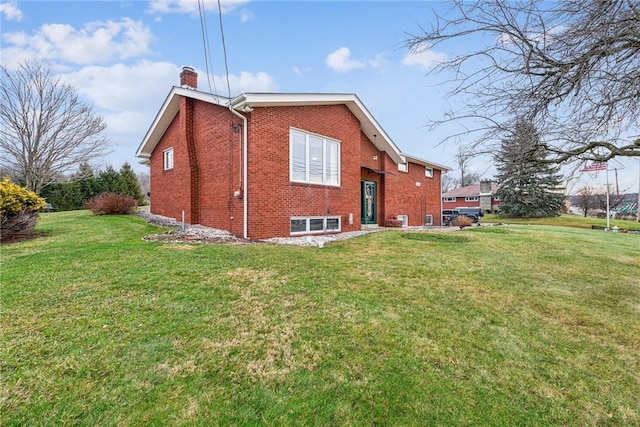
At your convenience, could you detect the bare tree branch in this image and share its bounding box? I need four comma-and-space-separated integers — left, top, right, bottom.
406, 0, 640, 164
0, 61, 109, 194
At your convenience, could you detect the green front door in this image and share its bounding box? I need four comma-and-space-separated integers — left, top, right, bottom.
361, 180, 377, 224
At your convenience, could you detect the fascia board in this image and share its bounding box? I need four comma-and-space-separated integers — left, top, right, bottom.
136, 87, 229, 158
230, 93, 404, 164
401, 153, 452, 172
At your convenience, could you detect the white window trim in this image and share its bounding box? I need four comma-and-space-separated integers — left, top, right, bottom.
163, 148, 174, 170
290, 216, 342, 235
398, 162, 408, 173
443, 197, 456, 202
425, 214, 433, 226
397, 215, 408, 227
425, 167, 433, 178
290, 128, 341, 187
465, 196, 479, 202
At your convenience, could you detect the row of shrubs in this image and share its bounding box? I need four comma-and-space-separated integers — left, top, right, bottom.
1, 177, 138, 242
40, 162, 145, 211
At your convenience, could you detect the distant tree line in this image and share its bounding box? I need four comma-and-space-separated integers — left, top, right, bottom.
40, 163, 146, 211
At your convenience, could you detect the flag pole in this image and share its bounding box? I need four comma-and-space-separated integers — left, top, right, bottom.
606, 162, 610, 230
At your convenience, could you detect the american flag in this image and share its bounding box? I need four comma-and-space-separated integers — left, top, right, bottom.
580, 162, 607, 172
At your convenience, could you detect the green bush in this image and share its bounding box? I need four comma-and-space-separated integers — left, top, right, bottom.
84, 192, 137, 215
41, 163, 146, 211
1, 177, 46, 241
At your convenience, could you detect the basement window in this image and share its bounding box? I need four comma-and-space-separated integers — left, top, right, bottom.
425, 215, 433, 226
397, 215, 408, 227
163, 148, 174, 170
290, 216, 341, 235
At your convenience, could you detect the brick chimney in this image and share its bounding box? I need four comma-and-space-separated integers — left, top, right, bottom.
180, 66, 197, 89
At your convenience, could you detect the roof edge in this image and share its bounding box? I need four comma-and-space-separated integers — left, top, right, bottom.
136, 87, 229, 158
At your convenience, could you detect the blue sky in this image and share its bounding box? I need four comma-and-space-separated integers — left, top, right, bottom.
1, 0, 638, 193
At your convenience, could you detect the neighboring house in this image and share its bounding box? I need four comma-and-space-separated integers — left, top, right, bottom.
442, 181, 501, 213
136, 67, 451, 240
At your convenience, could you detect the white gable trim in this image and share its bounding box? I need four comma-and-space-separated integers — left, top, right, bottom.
230, 93, 405, 164
136, 87, 229, 158
400, 154, 452, 172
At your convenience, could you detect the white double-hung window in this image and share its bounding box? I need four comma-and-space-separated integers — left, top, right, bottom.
290, 128, 340, 186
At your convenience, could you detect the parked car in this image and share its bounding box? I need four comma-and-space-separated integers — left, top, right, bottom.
456, 207, 484, 223
442, 209, 461, 226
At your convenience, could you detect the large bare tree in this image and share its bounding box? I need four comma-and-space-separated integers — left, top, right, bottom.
0, 61, 108, 194
406, 0, 640, 164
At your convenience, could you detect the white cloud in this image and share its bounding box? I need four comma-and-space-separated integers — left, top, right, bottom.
147, 0, 250, 16
0, 18, 153, 69
498, 25, 568, 46
0, 1, 22, 21
239, 8, 253, 22
402, 43, 447, 69
59, 61, 277, 138
368, 52, 387, 69
216, 71, 278, 94
60, 61, 181, 112
326, 47, 366, 73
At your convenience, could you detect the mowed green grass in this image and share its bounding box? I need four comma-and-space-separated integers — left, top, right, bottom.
483, 213, 640, 231
2, 211, 639, 426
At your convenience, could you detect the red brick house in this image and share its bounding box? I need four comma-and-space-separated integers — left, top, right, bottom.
442, 181, 501, 213
137, 67, 450, 239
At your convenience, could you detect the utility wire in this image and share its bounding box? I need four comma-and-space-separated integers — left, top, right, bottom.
197, 0, 218, 99
217, 0, 233, 100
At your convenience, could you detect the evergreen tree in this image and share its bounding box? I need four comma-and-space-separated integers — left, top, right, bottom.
119, 163, 145, 205
494, 122, 565, 218
39, 163, 100, 211
96, 165, 123, 194
75, 162, 100, 203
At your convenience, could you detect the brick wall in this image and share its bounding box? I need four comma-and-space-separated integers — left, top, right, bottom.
245, 104, 363, 240
150, 101, 192, 222
443, 197, 501, 211
384, 160, 443, 226
150, 97, 243, 233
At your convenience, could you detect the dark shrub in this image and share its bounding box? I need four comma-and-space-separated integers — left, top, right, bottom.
85, 192, 137, 215
1, 209, 39, 241
452, 215, 473, 228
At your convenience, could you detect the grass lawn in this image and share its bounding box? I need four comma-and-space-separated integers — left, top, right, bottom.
482, 213, 640, 232
2, 211, 639, 426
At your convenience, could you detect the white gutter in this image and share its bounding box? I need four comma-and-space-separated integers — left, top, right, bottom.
229, 107, 248, 239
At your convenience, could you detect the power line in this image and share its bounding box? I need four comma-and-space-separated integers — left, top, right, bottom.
217, 0, 232, 100
197, 0, 218, 98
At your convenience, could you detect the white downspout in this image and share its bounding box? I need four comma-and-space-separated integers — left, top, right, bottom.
229, 107, 248, 239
